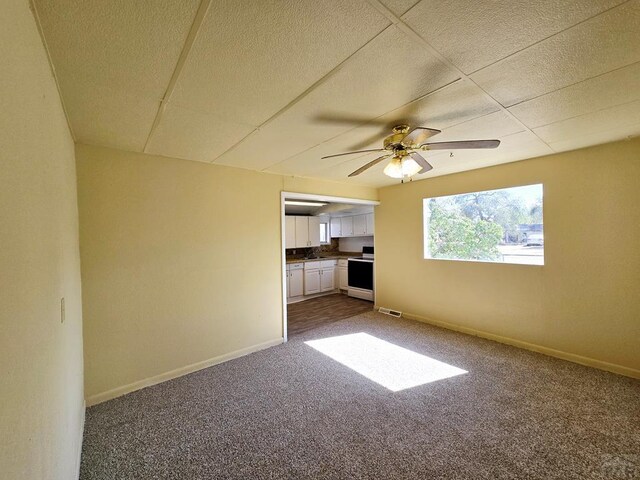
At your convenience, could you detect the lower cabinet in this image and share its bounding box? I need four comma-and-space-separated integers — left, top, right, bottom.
303, 260, 337, 295
320, 266, 335, 291
304, 268, 321, 295
338, 259, 348, 290
287, 263, 304, 298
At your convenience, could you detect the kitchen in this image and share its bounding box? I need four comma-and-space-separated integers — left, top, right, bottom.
283, 198, 376, 336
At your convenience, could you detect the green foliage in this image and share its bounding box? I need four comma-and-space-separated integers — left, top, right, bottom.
428, 199, 503, 261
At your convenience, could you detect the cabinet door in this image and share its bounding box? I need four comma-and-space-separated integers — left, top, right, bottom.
304, 269, 321, 295
330, 217, 342, 237
308, 216, 321, 247
338, 267, 348, 290
285, 216, 296, 249
295, 216, 309, 248
353, 214, 366, 236
320, 267, 335, 292
289, 269, 304, 297
286, 271, 291, 298
365, 213, 374, 235
341, 216, 354, 237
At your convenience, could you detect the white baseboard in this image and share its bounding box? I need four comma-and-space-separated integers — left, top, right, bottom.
402, 311, 640, 380
86, 338, 284, 406
75, 400, 85, 479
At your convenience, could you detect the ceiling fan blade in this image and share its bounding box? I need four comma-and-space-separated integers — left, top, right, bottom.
321, 148, 386, 160
409, 152, 433, 173
421, 139, 500, 150
348, 154, 392, 177
401, 127, 441, 147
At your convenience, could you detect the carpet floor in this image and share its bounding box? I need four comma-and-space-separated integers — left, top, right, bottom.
80, 312, 640, 479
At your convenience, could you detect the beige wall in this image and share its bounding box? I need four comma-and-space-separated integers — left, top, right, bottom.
76, 144, 377, 403
0, 1, 85, 478
376, 138, 640, 376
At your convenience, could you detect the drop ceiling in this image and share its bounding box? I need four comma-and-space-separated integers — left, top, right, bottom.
34, 0, 640, 187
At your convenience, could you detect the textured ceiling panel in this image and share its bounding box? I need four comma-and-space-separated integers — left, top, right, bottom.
170, 0, 390, 127
265, 80, 499, 177
545, 122, 640, 153
145, 105, 254, 163
533, 100, 640, 145
35, 0, 200, 148
35, 0, 640, 186
470, 1, 640, 107
509, 61, 640, 129
403, 0, 624, 74
379, 0, 421, 17
212, 26, 459, 171
63, 87, 161, 152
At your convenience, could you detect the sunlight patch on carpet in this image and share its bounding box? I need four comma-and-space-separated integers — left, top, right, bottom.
305, 332, 467, 391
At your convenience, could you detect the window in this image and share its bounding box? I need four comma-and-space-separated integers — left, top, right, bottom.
423, 184, 543, 265
320, 222, 330, 244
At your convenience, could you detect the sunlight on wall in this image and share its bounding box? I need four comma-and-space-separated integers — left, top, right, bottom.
305, 333, 467, 391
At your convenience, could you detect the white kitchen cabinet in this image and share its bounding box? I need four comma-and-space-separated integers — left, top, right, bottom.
366, 213, 374, 235
285, 216, 296, 249
304, 269, 321, 295
288, 265, 303, 297
338, 259, 348, 290
353, 214, 366, 236
304, 260, 335, 295
287, 216, 321, 248
294, 216, 309, 248
341, 216, 354, 237
330, 217, 342, 238
308, 216, 321, 247
320, 266, 335, 292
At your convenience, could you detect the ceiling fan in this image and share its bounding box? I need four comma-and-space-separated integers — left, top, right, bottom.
321, 125, 500, 179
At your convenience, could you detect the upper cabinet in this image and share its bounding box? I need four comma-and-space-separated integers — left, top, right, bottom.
285, 216, 296, 249
330, 213, 374, 238
353, 214, 366, 236
330, 217, 342, 238
286, 216, 321, 248
341, 216, 354, 237
366, 213, 374, 235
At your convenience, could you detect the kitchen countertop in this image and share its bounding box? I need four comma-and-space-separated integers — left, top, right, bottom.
285, 254, 358, 264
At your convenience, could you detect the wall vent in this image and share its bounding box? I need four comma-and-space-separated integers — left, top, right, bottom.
378, 307, 402, 318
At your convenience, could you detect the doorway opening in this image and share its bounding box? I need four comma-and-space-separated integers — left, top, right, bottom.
280, 192, 379, 340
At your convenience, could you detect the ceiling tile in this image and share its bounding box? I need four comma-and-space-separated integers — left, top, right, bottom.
35, 0, 201, 149
64, 87, 160, 151
170, 0, 390, 127
213, 26, 460, 171
145, 105, 255, 163
546, 122, 640, 153
379, 0, 421, 17
533, 100, 640, 145
403, 0, 625, 74
470, 1, 640, 107
509, 61, 640, 129
36, 0, 200, 95
265, 79, 499, 177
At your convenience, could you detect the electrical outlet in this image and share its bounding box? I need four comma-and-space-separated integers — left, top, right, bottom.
60, 297, 65, 324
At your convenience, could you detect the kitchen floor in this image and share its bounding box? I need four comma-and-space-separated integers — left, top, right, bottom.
287, 293, 373, 336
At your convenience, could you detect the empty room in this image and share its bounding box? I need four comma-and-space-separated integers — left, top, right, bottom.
2, 0, 640, 479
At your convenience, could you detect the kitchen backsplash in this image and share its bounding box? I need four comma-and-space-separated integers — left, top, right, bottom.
285, 238, 339, 259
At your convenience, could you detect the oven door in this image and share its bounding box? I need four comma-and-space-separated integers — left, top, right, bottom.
348, 260, 373, 291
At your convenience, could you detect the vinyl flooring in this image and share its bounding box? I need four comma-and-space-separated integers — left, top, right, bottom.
287, 293, 373, 336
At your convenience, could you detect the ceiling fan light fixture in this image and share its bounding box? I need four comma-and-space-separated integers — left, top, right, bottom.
383, 156, 422, 179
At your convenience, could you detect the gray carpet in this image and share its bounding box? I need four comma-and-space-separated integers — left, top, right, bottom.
80, 312, 640, 479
